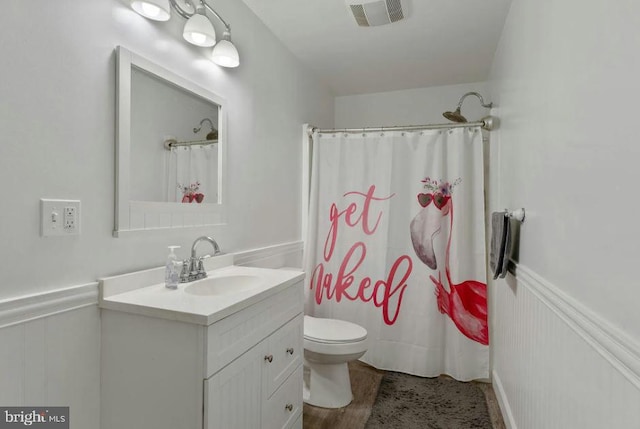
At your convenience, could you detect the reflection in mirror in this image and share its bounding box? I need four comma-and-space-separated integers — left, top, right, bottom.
115, 46, 226, 236
130, 67, 219, 204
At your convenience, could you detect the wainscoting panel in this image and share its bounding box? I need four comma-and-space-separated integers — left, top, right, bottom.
0, 284, 100, 429
0, 324, 24, 405
492, 265, 640, 429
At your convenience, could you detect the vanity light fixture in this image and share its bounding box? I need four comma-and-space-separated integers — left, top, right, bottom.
211, 31, 239, 68
183, 10, 216, 47
130, 0, 240, 67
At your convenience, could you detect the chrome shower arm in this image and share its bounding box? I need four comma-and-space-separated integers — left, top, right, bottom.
193, 118, 215, 134
456, 92, 493, 110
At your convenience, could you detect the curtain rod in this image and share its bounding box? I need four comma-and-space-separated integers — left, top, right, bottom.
163, 138, 218, 150
307, 116, 496, 136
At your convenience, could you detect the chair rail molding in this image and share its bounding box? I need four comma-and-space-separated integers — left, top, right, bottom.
0, 283, 98, 329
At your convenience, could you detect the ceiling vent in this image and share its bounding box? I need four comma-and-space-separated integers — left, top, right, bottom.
346, 0, 405, 27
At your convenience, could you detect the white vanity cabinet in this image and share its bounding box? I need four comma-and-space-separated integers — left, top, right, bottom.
205, 315, 303, 429
100, 273, 304, 429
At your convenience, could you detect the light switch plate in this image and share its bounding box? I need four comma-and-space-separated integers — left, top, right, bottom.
40, 199, 81, 236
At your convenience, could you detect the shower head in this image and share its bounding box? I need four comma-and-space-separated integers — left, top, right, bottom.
442, 108, 467, 123
443, 92, 493, 123
206, 129, 218, 140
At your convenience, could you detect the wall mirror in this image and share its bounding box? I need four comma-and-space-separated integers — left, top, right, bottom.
114, 46, 226, 236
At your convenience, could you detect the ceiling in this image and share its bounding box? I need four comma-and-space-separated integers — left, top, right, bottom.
240, 0, 512, 95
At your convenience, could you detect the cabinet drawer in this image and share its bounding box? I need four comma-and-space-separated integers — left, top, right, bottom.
206, 281, 302, 376
263, 365, 303, 429
263, 314, 303, 397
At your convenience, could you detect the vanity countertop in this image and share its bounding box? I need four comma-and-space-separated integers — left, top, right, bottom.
99, 262, 304, 326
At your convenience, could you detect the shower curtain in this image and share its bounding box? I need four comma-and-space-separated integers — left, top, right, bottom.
303, 127, 489, 380
165, 145, 218, 203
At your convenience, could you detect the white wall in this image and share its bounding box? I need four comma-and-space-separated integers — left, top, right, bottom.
0, 1, 331, 427
0, 0, 333, 300
335, 81, 490, 128
489, 0, 640, 427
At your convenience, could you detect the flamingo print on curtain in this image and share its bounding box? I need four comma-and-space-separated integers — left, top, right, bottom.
303, 126, 489, 380
165, 144, 218, 203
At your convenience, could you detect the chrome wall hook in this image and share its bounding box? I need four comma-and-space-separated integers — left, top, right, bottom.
505, 208, 526, 222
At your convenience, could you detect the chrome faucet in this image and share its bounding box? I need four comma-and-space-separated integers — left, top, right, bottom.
180, 236, 223, 282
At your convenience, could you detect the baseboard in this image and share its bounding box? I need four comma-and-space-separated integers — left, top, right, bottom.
491, 369, 516, 429
514, 264, 640, 389
0, 283, 98, 329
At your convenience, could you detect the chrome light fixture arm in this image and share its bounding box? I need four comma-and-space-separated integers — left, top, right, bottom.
168, 0, 230, 31
203, 2, 231, 32
168, 0, 197, 19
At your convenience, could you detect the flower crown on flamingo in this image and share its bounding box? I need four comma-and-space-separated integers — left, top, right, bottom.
178, 181, 204, 203
417, 177, 461, 209
178, 181, 200, 194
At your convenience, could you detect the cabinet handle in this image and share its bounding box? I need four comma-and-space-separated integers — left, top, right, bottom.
286, 348, 294, 355
285, 404, 293, 412
264, 354, 273, 363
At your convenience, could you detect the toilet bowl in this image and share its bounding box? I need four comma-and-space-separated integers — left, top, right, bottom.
303, 315, 368, 408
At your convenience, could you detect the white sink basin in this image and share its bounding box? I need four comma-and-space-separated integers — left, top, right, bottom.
184, 275, 263, 296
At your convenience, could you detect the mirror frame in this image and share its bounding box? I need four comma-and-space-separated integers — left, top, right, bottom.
114, 46, 227, 236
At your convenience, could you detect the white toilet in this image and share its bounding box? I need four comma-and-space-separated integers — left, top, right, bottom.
303, 315, 368, 408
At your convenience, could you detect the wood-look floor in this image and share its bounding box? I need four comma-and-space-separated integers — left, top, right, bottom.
303, 361, 385, 429
303, 362, 506, 429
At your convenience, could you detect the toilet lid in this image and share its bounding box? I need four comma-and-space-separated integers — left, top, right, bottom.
304, 316, 367, 344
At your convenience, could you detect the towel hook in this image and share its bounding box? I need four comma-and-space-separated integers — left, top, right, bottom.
505, 208, 526, 222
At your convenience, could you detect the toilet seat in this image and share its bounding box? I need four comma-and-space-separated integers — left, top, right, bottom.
304, 315, 367, 344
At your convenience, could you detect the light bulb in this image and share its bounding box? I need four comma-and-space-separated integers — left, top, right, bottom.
130, 0, 171, 21
211, 35, 239, 68
190, 32, 207, 45
183, 14, 216, 47
141, 2, 160, 17
213, 55, 237, 68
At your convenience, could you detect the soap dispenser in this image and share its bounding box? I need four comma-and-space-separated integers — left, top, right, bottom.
165, 245, 181, 289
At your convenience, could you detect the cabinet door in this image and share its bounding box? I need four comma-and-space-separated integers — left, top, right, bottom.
291, 414, 302, 429
263, 314, 303, 397
205, 344, 264, 429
